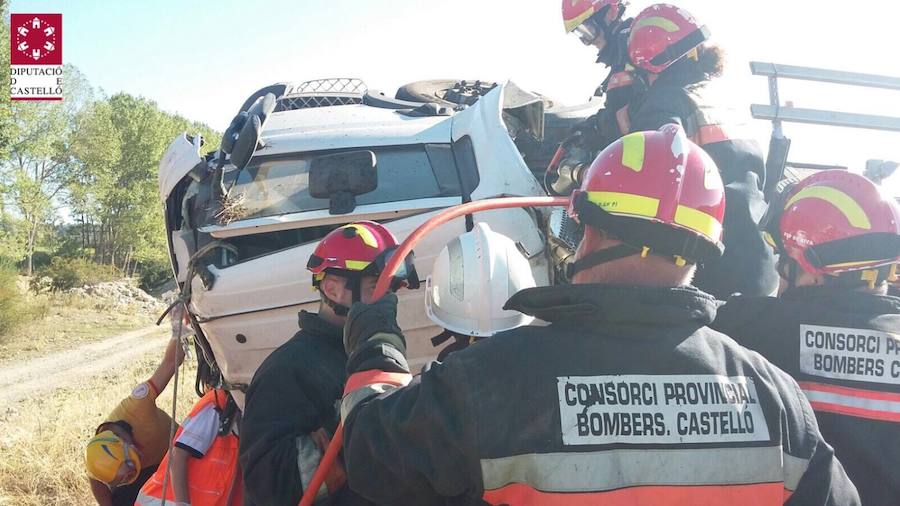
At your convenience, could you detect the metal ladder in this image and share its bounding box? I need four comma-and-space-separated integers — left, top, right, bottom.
749, 62, 900, 191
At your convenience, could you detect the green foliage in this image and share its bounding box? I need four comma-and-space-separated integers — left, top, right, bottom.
0, 4, 14, 161
138, 258, 174, 291
2, 65, 95, 275
36, 257, 122, 291
1, 55, 220, 286
22, 250, 51, 272
0, 261, 45, 338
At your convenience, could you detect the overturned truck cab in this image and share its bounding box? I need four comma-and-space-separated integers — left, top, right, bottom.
158, 79, 600, 407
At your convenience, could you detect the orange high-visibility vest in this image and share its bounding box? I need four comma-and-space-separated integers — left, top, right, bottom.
135, 389, 242, 506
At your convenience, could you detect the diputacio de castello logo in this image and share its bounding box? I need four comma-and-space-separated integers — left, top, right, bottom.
10, 13, 64, 101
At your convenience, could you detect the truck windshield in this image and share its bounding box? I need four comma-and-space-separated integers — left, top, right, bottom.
201, 144, 462, 227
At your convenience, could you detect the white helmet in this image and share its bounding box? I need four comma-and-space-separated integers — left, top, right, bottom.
426, 223, 536, 337
158, 133, 203, 203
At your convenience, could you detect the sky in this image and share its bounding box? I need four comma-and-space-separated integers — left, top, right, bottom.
9, 0, 900, 193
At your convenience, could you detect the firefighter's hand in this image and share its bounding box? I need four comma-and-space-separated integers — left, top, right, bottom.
343, 293, 406, 359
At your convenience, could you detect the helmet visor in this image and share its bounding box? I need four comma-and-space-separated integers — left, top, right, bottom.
107, 443, 139, 488
372, 246, 421, 290
574, 22, 601, 45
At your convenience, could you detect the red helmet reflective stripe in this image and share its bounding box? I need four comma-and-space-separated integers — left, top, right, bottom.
774, 170, 900, 275
628, 3, 709, 74
562, 0, 624, 33
568, 124, 725, 264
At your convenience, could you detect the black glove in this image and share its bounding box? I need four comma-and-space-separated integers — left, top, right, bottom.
343, 294, 407, 370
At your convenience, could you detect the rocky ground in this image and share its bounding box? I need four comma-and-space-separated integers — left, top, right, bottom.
65, 280, 164, 313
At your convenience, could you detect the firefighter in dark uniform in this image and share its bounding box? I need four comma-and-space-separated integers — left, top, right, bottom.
713, 170, 900, 506
555, 3, 778, 299
238, 222, 417, 505
337, 125, 859, 505
561, 0, 634, 112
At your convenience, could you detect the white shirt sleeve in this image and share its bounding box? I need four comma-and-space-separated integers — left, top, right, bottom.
175, 403, 219, 457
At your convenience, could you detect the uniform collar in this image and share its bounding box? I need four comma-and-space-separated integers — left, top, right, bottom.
297, 310, 344, 341
781, 285, 900, 314
505, 284, 717, 327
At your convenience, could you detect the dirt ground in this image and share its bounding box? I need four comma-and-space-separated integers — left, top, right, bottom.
0, 325, 168, 405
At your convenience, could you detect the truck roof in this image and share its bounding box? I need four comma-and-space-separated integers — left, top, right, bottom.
260, 103, 452, 156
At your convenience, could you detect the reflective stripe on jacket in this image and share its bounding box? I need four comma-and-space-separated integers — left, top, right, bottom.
136, 389, 242, 506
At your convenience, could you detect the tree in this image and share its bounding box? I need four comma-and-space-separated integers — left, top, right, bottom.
67, 92, 220, 281
2, 66, 93, 274
0, 2, 14, 161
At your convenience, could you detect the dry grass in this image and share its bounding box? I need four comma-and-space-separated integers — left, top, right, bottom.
0, 351, 199, 505
0, 294, 157, 365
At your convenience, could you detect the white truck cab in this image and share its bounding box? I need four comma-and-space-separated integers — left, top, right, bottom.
160, 78, 599, 406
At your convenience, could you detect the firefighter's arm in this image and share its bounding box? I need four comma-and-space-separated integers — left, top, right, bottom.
171, 446, 191, 503
783, 380, 860, 506
341, 294, 480, 505
88, 478, 114, 506
239, 359, 323, 505
148, 337, 185, 396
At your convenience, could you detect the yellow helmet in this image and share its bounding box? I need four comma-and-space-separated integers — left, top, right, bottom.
85, 430, 142, 486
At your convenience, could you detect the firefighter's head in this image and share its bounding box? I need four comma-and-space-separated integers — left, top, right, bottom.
85, 421, 142, 488
307, 221, 419, 323
627, 3, 709, 74
567, 124, 725, 287
562, 0, 627, 51
760, 170, 900, 293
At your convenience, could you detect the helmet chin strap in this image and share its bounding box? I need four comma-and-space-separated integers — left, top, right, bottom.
321, 292, 350, 317
776, 257, 800, 290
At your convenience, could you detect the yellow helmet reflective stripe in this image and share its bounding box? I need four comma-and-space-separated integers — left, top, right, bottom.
620, 132, 646, 172
586, 191, 660, 218
674, 205, 722, 241
631, 15, 680, 33
564, 8, 595, 33
785, 186, 872, 230
584, 191, 720, 241
344, 260, 372, 271
339, 223, 379, 248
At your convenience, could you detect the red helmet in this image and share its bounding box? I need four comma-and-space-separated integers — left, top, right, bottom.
562, 0, 626, 42
627, 3, 709, 74
307, 221, 419, 291
568, 123, 725, 272
765, 170, 900, 276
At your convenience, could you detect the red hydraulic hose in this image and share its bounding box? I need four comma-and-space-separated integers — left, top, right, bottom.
298, 196, 569, 506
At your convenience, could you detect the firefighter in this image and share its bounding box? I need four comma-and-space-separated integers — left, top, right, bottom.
712, 170, 900, 506
425, 222, 536, 361
337, 125, 859, 505
238, 221, 418, 505
135, 388, 242, 506
85, 306, 188, 506
556, 3, 778, 299
561, 0, 634, 111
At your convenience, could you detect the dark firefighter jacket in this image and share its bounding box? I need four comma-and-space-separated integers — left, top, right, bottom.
577, 75, 778, 299
239, 311, 372, 506
713, 286, 900, 506
341, 284, 859, 506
